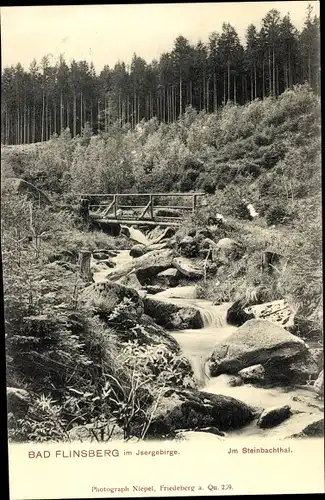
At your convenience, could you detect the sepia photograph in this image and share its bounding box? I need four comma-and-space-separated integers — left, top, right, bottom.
1, 1, 323, 498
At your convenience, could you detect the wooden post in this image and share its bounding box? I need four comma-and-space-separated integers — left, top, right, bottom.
149, 194, 154, 219
113, 195, 117, 218
192, 194, 197, 214
79, 198, 90, 224
79, 250, 92, 281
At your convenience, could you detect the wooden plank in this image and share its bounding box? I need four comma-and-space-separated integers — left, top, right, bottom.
91, 217, 181, 227
77, 192, 205, 197
91, 204, 193, 210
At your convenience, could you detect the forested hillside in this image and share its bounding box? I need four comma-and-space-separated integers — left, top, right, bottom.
2, 83, 321, 318
1, 5, 322, 444
1, 6, 319, 145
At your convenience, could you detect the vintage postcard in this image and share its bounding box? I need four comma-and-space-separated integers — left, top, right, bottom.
1, 2, 323, 498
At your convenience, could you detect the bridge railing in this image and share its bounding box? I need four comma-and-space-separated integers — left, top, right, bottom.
77, 192, 205, 223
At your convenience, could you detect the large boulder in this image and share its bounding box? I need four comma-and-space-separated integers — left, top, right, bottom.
248, 299, 295, 329
283, 415, 324, 439
257, 405, 292, 429
286, 352, 319, 385
173, 257, 203, 279
209, 319, 308, 381
155, 268, 180, 287
143, 297, 203, 330
81, 280, 143, 317
106, 248, 175, 283
7, 387, 30, 418
146, 388, 256, 437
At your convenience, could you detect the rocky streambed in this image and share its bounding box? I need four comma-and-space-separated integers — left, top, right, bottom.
87, 225, 324, 442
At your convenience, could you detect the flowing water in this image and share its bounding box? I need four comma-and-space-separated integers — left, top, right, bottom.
92, 243, 324, 439
167, 297, 324, 438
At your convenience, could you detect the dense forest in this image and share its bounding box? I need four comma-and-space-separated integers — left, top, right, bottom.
1, 6, 320, 145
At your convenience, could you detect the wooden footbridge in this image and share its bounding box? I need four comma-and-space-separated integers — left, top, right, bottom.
78, 192, 205, 227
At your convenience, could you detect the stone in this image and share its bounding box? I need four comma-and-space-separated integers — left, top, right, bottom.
298, 418, 324, 437
147, 226, 176, 245
146, 388, 255, 437
116, 273, 143, 291
7, 387, 30, 418
215, 237, 243, 263
239, 364, 265, 383
314, 371, 324, 396
228, 376, 244, 387
172, 257, 203, 279
209, 319, 308, 377
143, 297, 203, 330
286, 352, 319, 385
309, 348, 323, 372
257, 405, 292, 429
282, 414, 324, 440
129, 244, 147, 258
248, 299, 295, 329
156, 268, 180, 287
107, 248, 175, 283
178, 236, 199, 258
81, 280, 143, 318
143, 285, 166, 295
226, 299, 255, 326
93, 251, 111, 260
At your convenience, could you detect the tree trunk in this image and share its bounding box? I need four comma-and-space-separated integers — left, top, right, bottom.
45, 94, 48, 140
54, 101, 57, 135
23, 101, 27, 144
206, 78, 209, 111
233, 73, 237, 104
41, 90, 45, 142
67, 100, 70, 130
262, 61, 265, 99
73, 92, 76, 137
179, 75, 182, 117
60, 92, 63, 132
33, 100, 36, 142
250, 69, 254, 101
272, 44, 276, 97
79, 250, 92, 282
223, 72, 226, 105
80, 92, 83, 133
27, 106, 30, 143
289, 46, 293, 87
254, 64, 257, 98
227, 60, 230, 103
97, 100, 100, 133
268, 46, 272, 96
213, 73, 217, 111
